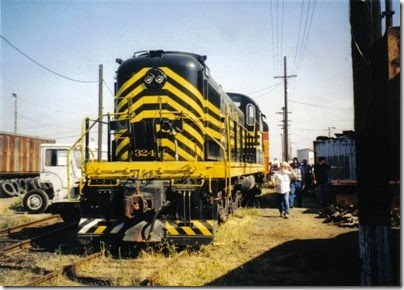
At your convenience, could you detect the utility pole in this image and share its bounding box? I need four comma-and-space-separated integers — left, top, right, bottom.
328, 126, 336, 138
274, 56, 296, 162
350, 0, 397, 285
277, 107, 291, 161
12, 93, 17, 134
382, 0, 394, 32
98, 64, 103, 162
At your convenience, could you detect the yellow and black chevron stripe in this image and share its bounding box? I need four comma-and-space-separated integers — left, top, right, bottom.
165, 220, 215, 237
114, 66, 224, 162
77, 218, 215, 240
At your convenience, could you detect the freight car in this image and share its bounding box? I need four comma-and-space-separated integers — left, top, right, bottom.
0, 132, 55, 197
73, 50, 269, 245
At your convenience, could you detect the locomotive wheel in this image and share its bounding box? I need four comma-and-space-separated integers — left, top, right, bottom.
23, 189, 49, 214
218, 197, 230, 223
231, 190, 242, 213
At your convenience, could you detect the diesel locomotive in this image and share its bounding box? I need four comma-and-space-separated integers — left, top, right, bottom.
74, 50, 269, 245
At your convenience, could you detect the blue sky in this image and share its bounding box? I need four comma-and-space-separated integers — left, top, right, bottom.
0, 0, 401, 160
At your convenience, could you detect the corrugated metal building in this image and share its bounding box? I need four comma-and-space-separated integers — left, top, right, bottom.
0, 132, 55, 177
313, 131, 356, 180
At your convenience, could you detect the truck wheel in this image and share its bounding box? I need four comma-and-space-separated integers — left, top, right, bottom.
29, 177, 42, 190
18, 178, 29, 194
23, 189, 49, 213
0, 180, 18, 197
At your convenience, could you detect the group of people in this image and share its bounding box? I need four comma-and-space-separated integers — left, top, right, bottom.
270, 157, 331, 219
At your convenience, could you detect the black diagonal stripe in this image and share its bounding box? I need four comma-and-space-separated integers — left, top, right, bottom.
200, 220, 214, 230
166, 76, 204, 110
116, 142, 131, 161
116, 78, 144, 100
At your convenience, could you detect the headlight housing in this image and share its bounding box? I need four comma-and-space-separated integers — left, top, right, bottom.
144, 68, 166, 89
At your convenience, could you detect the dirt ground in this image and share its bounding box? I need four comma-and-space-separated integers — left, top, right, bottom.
0, 190, 401, 286
202, 189, 401, 286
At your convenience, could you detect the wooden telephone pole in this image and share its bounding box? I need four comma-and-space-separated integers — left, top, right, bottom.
274, 56, 296, 162
98, 64, 103, 162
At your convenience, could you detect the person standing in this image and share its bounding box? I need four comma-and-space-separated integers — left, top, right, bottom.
313, 157, 331, 207
289, 157, 303, 208
300, 159, 313, 198
270, 161, 297, 219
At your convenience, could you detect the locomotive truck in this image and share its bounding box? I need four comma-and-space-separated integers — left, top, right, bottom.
72, 50, 270, 245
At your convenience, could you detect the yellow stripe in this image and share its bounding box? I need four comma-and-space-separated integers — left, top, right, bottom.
162, 67, 222, 121
161, 67, 204, 106
116, 138, 130, 154
161, 139, 203, 161
163, 82, 204, 118
117, 84, 146, 112
116, 67, 151, 98
181, 227, 196, 235
165, 221, 179, 235
205, 220, 214, 226
94, 226, 107, 234
192, 220, 212, 236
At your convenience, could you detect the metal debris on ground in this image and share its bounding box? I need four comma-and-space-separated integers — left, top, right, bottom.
317, 204, 400, 228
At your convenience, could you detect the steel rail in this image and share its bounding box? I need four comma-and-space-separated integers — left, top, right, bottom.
139, 250, 188, 286
25, 252, 103, 286
0, 214, 62, 237
0, 221, 76, 258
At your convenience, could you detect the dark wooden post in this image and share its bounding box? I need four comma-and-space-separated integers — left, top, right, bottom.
350, 0, 397, 285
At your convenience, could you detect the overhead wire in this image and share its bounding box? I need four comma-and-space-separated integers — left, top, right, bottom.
295, 0, 317, 75
0, 35, 98, 83
17, 95, 77, 114
291, 0, 306, 74
103, 80, 115, 97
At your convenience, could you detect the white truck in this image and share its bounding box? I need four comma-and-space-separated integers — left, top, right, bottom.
22, 143, 82, 218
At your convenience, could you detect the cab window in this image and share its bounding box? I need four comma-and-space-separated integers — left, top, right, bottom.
45, 149, 67, 166
246, 104, 255, 126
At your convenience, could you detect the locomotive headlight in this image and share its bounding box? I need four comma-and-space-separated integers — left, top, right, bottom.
144, 68, 166, 89
155, 74, 165, 84
144, 73, 155, 85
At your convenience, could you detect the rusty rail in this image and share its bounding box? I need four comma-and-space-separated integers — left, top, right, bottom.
0, 221, 76, 258
25, 252, 104, 286
0, 214, 63, 237
139, 250, 188, 286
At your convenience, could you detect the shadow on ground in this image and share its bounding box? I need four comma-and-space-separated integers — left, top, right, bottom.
205, 229, 401, 286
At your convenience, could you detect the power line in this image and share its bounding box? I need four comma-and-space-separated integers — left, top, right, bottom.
103, 80, 114, 97
251, 82, 283, 99
18, 114, 80, 129
0, 35, 98, 83
294, 0, 317, 75
289, 99, 353, 110
247, 82, 283, 95
17, 95, 77, 114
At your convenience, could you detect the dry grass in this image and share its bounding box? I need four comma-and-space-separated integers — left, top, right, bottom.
154, 207, 264, 286
45, 207, 264, 286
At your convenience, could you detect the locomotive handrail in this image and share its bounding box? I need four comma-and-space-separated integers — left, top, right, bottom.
175, 111, 228, 184
67, 112, 129, 198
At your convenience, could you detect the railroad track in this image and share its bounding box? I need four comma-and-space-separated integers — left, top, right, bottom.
0, 214, 85, 286
21, 245, 190, 286
25, 251, 105, 286
1, 215, 191, 286
0, 214, 63, 237
0, 214, 77, 258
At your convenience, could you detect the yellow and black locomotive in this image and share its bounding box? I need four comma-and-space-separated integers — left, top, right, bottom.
77, 50, 269, 245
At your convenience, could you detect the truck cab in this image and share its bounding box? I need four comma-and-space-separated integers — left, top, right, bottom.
23, 144, 81, 217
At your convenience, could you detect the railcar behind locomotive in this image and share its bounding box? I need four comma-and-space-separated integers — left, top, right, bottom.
74, 50, 269, 245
